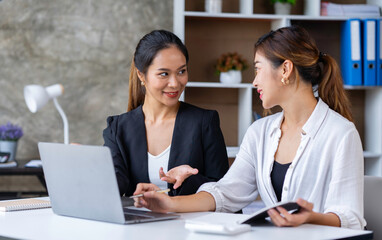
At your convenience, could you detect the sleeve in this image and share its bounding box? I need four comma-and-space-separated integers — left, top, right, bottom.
197, 127, 259, 213
324, 127, 366, 229
103, 116, 130, 196
175, 110, 229, 196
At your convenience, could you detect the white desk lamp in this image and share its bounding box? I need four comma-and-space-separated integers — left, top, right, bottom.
24, 84, 69, 144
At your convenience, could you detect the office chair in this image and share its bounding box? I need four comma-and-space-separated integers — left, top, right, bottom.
364, 175, 382, 240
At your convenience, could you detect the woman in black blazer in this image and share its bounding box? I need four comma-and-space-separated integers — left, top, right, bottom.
103, 30, 228, 197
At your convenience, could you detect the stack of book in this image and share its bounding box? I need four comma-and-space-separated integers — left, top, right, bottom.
321, 2, 380, 17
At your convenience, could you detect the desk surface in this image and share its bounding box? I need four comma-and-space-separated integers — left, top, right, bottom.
0, 205, 372, 240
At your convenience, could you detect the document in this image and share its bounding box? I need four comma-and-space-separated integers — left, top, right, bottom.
0, 198, 51, 212
341, 19, 363, 86
377, 19, 382, 86
362, 19, 377, 86
239, 201, 300, 225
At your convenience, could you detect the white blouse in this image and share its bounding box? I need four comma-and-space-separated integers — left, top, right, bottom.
148, 145, 170, 190
198, 99, 366, 229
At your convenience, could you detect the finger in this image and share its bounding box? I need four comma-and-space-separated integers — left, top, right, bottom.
133, 183, 145, 195
173, 177, 185, 189
134, 197, 146, 208
159, 167, 166, 178
160, 176, 176, 184
276, 207, 294, 222
268, 208, 290, 227
134, 183, 160, 196
296, 198, 313, 211
187, 168, 198, 175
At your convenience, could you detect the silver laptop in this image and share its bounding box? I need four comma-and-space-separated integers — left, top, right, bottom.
38, 142, 179, 224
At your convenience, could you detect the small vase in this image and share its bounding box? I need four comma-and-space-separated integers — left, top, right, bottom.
274, 2, 292, 15
219, 70, 242, 84
0, 140, 18, 162
205, 0, 222, 14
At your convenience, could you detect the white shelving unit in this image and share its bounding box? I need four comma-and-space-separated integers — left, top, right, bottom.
174, 0, 382, 175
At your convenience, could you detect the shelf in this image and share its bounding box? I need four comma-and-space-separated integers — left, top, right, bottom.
226, 146, 240, 158
364, 151, 381, 159
344, 85, 382, 90
185, 12, 381, 21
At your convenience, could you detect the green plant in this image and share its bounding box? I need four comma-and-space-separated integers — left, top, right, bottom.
271, 0, 296, 5
215, 52, 248, 75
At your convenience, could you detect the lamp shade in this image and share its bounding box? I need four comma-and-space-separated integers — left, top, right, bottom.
24, 84, 63, 113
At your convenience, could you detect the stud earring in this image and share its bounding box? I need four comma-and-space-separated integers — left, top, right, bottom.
141, 81, 145, 86
281, 78, 289, 85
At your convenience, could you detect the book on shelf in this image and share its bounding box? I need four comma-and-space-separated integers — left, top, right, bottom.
0, 161, 17, 168
0, 199, 51, 212
321, 2, 380, 17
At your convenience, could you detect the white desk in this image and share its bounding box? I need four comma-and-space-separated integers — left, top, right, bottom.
0, 207, 372, 240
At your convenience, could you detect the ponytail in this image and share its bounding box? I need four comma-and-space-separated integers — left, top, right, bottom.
127, 60, 145, 112
318, 55, 353, 122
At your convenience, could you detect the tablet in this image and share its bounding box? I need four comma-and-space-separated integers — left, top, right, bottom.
239, 201, 300, 226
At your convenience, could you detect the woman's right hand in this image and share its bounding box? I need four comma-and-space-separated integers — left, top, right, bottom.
133, 183, 174, 213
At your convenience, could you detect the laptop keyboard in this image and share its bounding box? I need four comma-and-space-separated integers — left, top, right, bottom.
123, 208, 156, 219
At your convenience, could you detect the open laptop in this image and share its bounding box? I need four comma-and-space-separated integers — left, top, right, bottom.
38, 142, 179, 224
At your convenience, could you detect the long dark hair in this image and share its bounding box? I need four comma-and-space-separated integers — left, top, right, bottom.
128, 30, 189, 111
254, 25, 352, 121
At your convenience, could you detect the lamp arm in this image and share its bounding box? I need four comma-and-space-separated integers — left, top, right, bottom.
53, 98, 69, 144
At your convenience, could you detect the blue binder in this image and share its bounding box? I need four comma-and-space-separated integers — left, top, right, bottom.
362, 19, 377, 86
341, 19, 362, 86
377, 19, 382, 86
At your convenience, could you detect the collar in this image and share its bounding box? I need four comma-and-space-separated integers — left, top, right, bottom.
269, 98, 329, 139
301, 98, 329, 139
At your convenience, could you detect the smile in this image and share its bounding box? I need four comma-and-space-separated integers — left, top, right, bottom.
164, 91, 179, 98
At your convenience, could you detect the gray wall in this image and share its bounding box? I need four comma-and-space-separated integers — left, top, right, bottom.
0, 0, 173, 159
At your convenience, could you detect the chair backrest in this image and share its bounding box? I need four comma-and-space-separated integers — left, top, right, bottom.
364, 175, 382, 239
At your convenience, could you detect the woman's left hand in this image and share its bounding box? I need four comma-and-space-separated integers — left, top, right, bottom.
267, 198, 314, 227
159, 165, 198, 189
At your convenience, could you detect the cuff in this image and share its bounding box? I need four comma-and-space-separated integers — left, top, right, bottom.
197, 182, 223, 212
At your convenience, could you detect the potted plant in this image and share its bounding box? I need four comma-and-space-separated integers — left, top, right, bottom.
271, 0, 296, 15
0, 122, 23, 162
215, 52, 248, 84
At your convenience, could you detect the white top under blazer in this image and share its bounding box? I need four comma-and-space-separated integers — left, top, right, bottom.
198, 98, 365, 229
148, 145, 170, 190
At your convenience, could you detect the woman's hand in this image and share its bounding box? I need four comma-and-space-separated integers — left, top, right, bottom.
133, 183, 174, 213
159, 165, 199, 189
267, 198, 314, 227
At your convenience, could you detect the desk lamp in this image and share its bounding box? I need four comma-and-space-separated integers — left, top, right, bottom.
24, 84, 69, 144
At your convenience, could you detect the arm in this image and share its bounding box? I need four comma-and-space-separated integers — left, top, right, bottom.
133, 183, 216, 213
103, 116, 130, 196
323, 127, 365, 229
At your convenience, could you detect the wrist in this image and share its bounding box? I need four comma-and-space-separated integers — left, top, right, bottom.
169, 196, 180, 212
307, 211, 318, 224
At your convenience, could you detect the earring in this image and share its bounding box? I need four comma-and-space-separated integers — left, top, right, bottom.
281, 78, 289, 85
140, 81, 145, 86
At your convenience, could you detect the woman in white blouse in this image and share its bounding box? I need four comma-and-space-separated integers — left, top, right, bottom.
132, 26, 365, 229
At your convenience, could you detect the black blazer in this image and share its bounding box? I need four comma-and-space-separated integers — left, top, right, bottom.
103, 102, 229, 197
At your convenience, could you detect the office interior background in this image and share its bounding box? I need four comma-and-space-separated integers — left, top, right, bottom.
0, 0, 381, 194
0, 0, 173, 193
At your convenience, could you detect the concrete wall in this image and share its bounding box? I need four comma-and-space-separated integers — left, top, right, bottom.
0, 0, 173, 159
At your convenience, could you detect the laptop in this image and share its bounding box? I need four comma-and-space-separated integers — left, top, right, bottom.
38, 142, 179, 224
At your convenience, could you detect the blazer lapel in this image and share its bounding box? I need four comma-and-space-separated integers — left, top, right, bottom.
168, 102, 192, 170
132, 106, 150, 182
